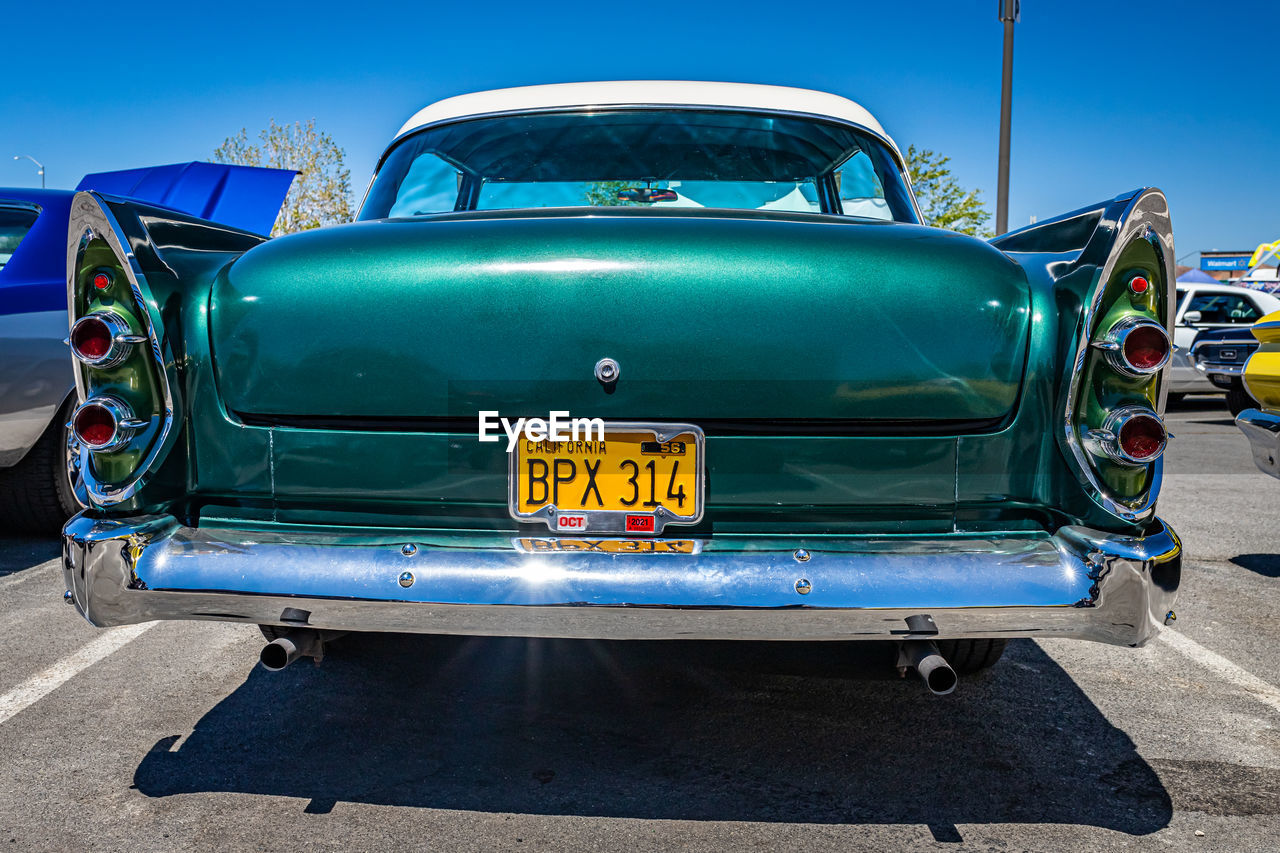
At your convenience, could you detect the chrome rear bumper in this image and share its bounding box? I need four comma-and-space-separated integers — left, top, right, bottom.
1237, 408, 1280, 479
62, 515, 1182, 647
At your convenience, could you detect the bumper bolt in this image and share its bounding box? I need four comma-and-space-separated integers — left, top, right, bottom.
795, 578, 812, 595
63, 590, 74, 604
1164, 610, 1177, 625
400, 543, 417, 557
793, 549, 811, 563
398, 571, 415, 588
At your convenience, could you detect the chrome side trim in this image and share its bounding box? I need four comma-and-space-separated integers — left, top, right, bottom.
1061, 188, 1174, 522
62, 514, 1181, 647
66, 192, 179, 505
1236, 408, 1280, 479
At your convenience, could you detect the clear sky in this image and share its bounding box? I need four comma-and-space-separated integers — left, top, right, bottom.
2, 0, 1273, 261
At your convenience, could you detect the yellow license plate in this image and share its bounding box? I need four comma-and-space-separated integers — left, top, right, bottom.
509, 422, 704, 535
513, 538, 702, 554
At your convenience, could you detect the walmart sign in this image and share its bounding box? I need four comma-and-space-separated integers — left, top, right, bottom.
1201, 255, 1252, 271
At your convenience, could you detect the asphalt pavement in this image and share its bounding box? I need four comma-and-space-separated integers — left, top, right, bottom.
1, 395, 1277, 852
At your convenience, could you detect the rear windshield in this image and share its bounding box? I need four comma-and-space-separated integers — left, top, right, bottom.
0, 207, 39, 271
360, 109, 918, 222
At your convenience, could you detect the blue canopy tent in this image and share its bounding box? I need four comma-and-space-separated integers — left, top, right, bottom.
1176, 268, 1218, 284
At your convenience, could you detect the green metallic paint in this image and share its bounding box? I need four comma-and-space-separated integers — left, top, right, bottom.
209, 215, 1032, 423
81, 191, 1171, 538
990, 188, 1174, 525
260, 429, 960, 531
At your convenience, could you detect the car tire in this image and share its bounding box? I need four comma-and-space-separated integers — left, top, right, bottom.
936, 638, 1007, 673
0, 398, 83, 534
1225, 382, 1257, 417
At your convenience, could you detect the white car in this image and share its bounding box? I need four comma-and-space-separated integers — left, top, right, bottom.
1169, 282, 1280, 398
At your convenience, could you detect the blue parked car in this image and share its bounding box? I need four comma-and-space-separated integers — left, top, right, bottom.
0, 163, 294, 532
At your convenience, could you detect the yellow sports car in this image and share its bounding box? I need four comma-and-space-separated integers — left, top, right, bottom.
1237, 310, 1280, 478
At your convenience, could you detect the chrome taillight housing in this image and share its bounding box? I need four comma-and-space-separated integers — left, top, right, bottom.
1086, 406, 1167, 466
69, 311, 146, 368
1094, 317, 1171, 377
70, 397, 147, 452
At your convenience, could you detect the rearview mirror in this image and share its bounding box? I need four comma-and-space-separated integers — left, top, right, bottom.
1182, 310, 1202, 325
617, 187, 679, 204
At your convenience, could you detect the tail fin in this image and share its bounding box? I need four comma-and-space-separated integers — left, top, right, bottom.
995, 188, 1175, 523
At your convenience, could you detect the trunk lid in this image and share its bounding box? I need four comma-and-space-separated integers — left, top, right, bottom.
210, 213, 1030, 427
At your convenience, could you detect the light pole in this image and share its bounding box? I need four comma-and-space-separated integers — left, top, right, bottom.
995, 0, 1019, 235
13, 154, 45, 188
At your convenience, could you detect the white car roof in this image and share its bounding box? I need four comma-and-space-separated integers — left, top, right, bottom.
394, 81, 899, 156
1179, 282, 1280, 308
1180, 281, 1279, 296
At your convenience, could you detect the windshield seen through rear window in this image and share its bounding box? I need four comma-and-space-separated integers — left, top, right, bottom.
359, 109, 917, 222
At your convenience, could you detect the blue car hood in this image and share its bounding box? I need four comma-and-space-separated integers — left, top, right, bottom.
76, 162, 295, 237
2, 162, 294, 315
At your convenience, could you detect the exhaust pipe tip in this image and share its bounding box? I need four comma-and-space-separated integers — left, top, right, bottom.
898, 639, 958, 696
260, 636, 302, 671
258, 628, 346, 671
917, 655, 958, 696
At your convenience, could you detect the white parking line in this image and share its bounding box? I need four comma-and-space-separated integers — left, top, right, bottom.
1160, 627, 1280, 715
0, 622, 156, 725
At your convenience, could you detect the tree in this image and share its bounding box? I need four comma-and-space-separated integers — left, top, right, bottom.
905, 145, 991, 237
213, 119, 352, 236
584, 180, 642, 207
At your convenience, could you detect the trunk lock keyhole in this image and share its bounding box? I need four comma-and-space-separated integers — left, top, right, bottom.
595, 357, 620, 393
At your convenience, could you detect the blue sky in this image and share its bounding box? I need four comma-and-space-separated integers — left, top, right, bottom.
2, 0, 1273, 261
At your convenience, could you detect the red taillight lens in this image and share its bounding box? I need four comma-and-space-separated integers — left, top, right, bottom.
70, 397, 140, 453
1129, 275, 1149, 295
92, 271, 112, 290
1100, 319, 1170, 376
1088, 406, 1167, 466
1118, 413, 1166, 462
1122, 324, 1170, 372
72, 403, 118, 449
69, 311, 137, 367
70, 316, 113, 361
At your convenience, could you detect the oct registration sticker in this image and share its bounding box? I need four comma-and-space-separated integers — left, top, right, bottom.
509, 422, 705, 535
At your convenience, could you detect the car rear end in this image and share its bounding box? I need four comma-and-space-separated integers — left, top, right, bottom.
1192, 329, 1259, 383
60, 94, 1182, 672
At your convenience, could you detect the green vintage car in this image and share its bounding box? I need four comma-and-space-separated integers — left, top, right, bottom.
61, 82, 1181, 693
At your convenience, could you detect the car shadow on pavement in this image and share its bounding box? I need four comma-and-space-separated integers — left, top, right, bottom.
0, 534, 60, 578
1230, 554, 1280, 578
1167, 395, 1228, 414
133, 635, 1171, 835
